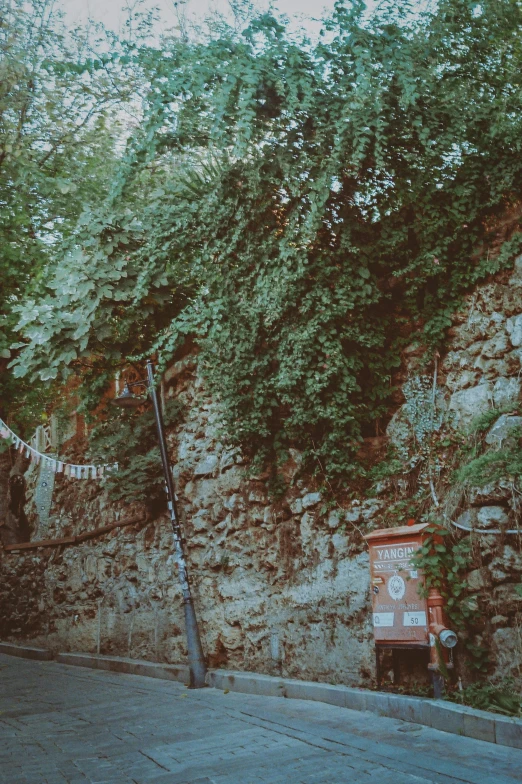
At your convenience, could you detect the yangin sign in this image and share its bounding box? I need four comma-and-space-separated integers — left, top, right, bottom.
364, 523, 431, 644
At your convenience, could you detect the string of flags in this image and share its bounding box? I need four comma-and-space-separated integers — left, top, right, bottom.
0, 418, 118, 479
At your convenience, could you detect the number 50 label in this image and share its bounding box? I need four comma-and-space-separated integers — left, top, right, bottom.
403, 612, 427, 626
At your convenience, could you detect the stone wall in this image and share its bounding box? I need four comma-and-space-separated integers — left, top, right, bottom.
0, 365, 378, 686
443, 261, 522, 684
1, 260, 522, 690
387, 257, 522, 686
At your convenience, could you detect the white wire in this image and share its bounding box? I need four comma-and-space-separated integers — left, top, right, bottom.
450, 519, 521, 535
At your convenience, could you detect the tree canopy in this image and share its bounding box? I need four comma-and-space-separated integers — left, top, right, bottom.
7, 0, 522, 480
0, 0, 148, 429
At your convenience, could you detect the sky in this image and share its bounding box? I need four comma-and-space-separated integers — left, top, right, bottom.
60, 0, 343, 34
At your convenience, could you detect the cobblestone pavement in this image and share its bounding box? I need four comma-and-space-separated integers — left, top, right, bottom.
0, 654, 521, 784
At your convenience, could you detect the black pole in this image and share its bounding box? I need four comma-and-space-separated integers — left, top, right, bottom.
146, 360, 207, 688
431, 671, 445, 700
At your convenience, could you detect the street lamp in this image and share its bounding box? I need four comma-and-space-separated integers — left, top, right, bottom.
114, 359, 207, 688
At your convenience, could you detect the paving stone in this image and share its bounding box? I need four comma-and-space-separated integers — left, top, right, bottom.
0, 654, 521, 784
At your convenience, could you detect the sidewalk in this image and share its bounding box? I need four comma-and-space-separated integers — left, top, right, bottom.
2, 642, 521, 752
2, 652, 522, 784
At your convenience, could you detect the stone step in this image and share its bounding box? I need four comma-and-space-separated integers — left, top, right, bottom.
0, 641, 53, 661
56, 651, 190, 684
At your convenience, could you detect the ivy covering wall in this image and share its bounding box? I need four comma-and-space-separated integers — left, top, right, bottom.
10, 0, 522, 481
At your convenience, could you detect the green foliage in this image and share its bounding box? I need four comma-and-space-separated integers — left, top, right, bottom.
412, 525, 490, 673
456, 443, 522, 487
10, 0, 522, 481
367, 456, 404, 484
403, 376, 443, 447
0, 0, 150, 426
86, 399, 184, 515
468, 409, 507, 436
465, 403, 521, 439
449, 681, 522, 717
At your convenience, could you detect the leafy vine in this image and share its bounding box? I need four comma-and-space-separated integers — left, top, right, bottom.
412, 525, 490, 674
9, 0, 522, 484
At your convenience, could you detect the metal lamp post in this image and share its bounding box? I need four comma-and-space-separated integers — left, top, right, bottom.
114, 359, 207, 688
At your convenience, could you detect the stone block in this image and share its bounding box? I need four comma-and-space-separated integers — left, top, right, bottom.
360, 500, 382, 520
363, 691, 390, 716
449, 383, 492, 430
56, 653, 190, 684
194, 455, 218, 476
331, 532, 348, 550
386, 405, 410, 452
485, 414, 522, 447
386, 693, 405, 719
345, 507, 362, 524
289, 497, 303, 515
219, 450, 236, 472
219, 466, 243, 492
497, 545, 522, 574
192, 510, 211, 532
429, 700, 465, 736
484, 357, 509, 380
467, 568, 488, 591
481, 332, 509, 359
263, 506, 274, 524
506, 314, 522, 347
455, 509, 476, 531
248, 487, 268, 504
388, 694, 428, 724
492, 376, 521, 410
282, 680, 347, 708
223, 494, 239, 511
463, 706, 496, 743
343, 688, 367, 713
491, 627, 522, 679
468, 481, 511, 505
302, 492, 321, 509
491, 584, 522, 616
212, 670, 285, 697
476, 506, 509, 529
0, 642, 53, 661
490, 614, 508, 626
494, 715, 522, 749
183, 480, 197, 501
300, 512, 314, 548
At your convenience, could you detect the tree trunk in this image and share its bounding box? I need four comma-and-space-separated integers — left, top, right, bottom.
0, 448, 29, 545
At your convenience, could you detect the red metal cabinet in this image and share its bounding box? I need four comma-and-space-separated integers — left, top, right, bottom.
364, 523, 430, 645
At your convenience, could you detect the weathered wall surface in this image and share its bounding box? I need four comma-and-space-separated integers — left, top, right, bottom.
442, 261, 522, 682
0, 368, 379, 685
1, 261, 522, 689
388, 258, 522, 685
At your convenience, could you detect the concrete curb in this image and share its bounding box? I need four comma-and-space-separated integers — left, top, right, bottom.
0, 642, 53, 661
1, 645, 520, 750
207, 670, 522, 749
56, 652, 190, 684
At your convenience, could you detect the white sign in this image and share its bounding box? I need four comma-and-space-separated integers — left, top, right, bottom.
387, 575, 406, 601
403, 612, 427, 627
373, 613, 394, 627
372, 542, 419, 572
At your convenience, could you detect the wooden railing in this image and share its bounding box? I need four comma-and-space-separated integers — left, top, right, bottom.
2, 513, 148, 553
